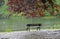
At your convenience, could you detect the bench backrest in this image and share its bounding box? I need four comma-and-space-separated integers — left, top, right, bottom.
26, 24, 42, 26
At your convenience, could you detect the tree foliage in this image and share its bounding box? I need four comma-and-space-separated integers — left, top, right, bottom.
7, 0, 60, 18
0, 0, 5, 7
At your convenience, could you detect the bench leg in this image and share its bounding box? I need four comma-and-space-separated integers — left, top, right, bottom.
37, 27, 40, 31
26, 27, 30, 31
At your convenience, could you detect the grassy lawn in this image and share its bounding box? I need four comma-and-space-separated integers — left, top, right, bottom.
0, 17, 60, 32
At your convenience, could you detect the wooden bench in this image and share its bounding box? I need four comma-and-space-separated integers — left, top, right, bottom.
26, 24, 42, 31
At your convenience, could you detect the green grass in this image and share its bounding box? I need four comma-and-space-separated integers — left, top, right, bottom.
0, 17, 60, 32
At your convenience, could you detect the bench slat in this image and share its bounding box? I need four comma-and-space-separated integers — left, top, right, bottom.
26, 24, 41, 26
